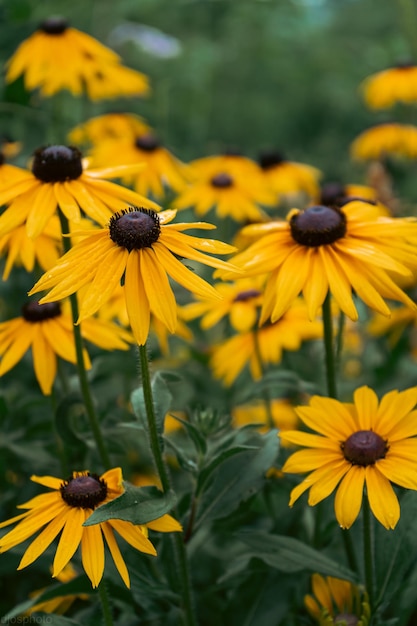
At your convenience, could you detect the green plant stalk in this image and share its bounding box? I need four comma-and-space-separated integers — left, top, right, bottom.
58, 210, 111, 470
363, 493, 374, 610
98, 581, 115, 626
138, 343, 197, 626
322, 292, 337, 399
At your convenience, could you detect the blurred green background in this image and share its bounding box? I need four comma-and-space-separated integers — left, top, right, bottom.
0, 0, 415, 183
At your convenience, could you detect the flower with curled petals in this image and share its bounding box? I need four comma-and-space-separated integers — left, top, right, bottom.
29, 207, 238, 346
0, 468, 181, 588
305, 573, 370, 626
361, 62, 417, 109
281, 386, 417, 529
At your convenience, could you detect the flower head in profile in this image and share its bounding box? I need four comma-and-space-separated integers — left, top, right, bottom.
0, 144, 159, 239
305, 573, 370, 626
351, 123, 417, 160
89, 131, 191, 199
210, 299, 322, 386
258, 150, 322, 202
29, 207, 238, 346
175, 153, 274, 222
281, 386, 417, 529
0, 300, 133, 395
5, 16, 149, 100
68, 113, 151, 146
0, 468, 181, 588
361, 62, 417, 109
223, 201, 417, 323
319, 182, 391, 217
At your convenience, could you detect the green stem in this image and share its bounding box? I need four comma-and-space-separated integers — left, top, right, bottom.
98, 581, 114, 626
322, 292, 337, 399
138, 343, 197, 626
58, 211, 111, 470
363, 493, 375, 609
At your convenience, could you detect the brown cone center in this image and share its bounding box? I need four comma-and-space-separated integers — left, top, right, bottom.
342, 430, 387, 466
290, 205, 347, 247
32, 145, 83, 182
60, 473, 107, 509
109, 207, 161, 251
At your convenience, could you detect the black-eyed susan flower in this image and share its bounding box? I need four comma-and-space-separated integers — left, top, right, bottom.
361, 62, 417, 109
29, 207, 238, 346
210, 299, 322, 386
68, 113, 151, 146
350, 123, 417, 160
0, 300, 133, 395
5, 17, 149, 100
223, 201, 417, 323
319, 182, 391, 217
0, 468, 181, 588
89, 132, 191, 199
281, 386, 417, 529
258, 150, 322, 202
175, 156, 273, 222
181, 277, 265, 333
305, 573, 370, 626
0, 144, 159, 239
232, 398, 299, 439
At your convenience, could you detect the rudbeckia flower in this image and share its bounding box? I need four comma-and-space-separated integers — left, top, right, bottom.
5, 16, 149, 100
210, 299, 322, 386
29, 207, 238, 346
0, 144, 159, 239
232, 398, 299, 440
0, 468, 181, 588
181, 277, 265, 333
258, 150, 322, 202
223, 201, 417, 323
305, 573, 370, 626
175, 156, 273, 222
68, 113, 150, 146
361, 62, 417, 109
89, 132, 191, 199
350, 123, 417, 160
281, 386, 417, 529
0, 300, 133, 395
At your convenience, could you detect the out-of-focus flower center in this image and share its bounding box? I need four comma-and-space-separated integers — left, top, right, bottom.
32, 145, 83, 182
233, 289, 261, 302
319, 182, 347, 207
290, 205, 347, 247
0, 153, 4, 166
40, 16, 69, 35
259, 150, 286, 170
109, 207, 161, 251
135, 133, 161, 152
22, 301, 61, 322
211, 172, 233, 188
60, 473, 108, 509
333, 614, 359, 626
342, 430, 388, 466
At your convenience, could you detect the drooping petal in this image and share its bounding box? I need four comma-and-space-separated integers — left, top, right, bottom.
52, 507, 85, 577
365, 466, 400, 529
101, 523, 130, 588
18, 508, 69, 569
81, 522, 105, 588
334, 466, 365, 529
124, 250, 150, 345
108, 520, 157, 555
140, 247, 177, 332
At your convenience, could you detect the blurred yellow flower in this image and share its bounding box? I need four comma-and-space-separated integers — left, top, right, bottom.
258, 150, 322, 201
68, 113, 151, 146
361, 62, 417, 109
351, 123, 417, 160
232, 398, 299, 439
305, 573, 370, 625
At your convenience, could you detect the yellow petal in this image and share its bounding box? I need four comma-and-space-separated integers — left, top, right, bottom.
18, 508, 68, 569
32, 327, 57, 395
365, 466, 399, 529
353, 386, 379, 430
101, 523, 130, 588
53, 507, 85, 577
109, 519, 157, 555
125, 251, 150, 345
141, 247, 177, 332
81, 522, 105, 588
334, 466, 365, 529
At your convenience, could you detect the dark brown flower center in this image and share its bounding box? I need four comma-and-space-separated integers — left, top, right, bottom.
109, 207, 161, 251
32, 145, 83, 182
342, 430, 388, 466
289, 205, 347, 247
320, 182, 347, 207
234, 289, 261, 302
135, 133, 160, 152
259, 150, 286, 170
22, 301, 61, 322
333, 614, 359, 626
40, 16, 69, 35
211, 172, 233, 188
60, 473, 108, 509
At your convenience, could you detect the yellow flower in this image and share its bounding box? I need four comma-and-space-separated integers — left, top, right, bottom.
281, 386, 417, 529
0, 144, 159, 239
232, 398, 299, 439
258, 150, 322, 201
224, 201, 417, 323
0, 468, 181, 588
181, 277, 265, 333
368, 306, 417, 356
89, 132, 191, 199
210, 299, 322, 386
0, 300, 133, 395
351, 123, 417, 160
305, 573, 370, 625
5, 16, 149, 100
361, 62, 417, 109
319, 182, 391, 217
29, 207, 238, 346
175, 154, 274, 222
0, 216, 61, 280
68, 113, 150, 146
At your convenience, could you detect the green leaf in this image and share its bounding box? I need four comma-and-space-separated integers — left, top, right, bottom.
54, 392, 89, 451
196, 445, 258, 496
236, 530, 357, 581
84, 484, 177, 526
194, 430, 279, 529
167, 413, 207, 455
